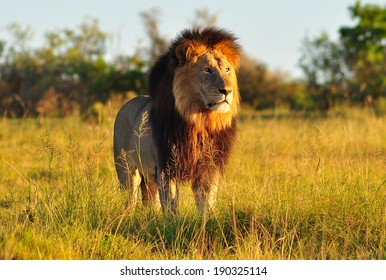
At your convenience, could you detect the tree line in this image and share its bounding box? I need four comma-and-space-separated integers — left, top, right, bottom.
299, 1, 386, 113
0, 1, 385, 118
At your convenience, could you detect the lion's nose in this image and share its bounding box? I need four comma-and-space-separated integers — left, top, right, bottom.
218, 88, 233, 96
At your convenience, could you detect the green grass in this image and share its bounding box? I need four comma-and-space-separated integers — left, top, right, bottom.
0, 108, 385, 259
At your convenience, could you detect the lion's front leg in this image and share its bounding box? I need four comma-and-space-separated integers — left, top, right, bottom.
140, 179, 161, 211
157, 171, 179, 214
192, 171, 220, 214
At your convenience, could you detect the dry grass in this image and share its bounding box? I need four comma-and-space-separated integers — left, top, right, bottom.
0, 108, 385, 259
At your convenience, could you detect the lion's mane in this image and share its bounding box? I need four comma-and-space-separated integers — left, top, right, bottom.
148, 28, 241, 182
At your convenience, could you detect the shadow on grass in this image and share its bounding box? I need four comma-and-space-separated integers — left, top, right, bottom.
108, 207, 270, 259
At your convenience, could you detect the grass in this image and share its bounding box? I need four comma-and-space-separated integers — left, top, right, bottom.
0, 108, 385, 259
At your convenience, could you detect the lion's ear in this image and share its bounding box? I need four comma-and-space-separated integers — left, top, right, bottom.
215, 42, 241, 70
175, 43, 189, 63
175, 42, 205, 63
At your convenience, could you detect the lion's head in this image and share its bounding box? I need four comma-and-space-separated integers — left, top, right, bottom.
149, 28, 241, 132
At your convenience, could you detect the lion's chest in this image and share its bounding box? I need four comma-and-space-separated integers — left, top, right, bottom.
167, 132, 228, 182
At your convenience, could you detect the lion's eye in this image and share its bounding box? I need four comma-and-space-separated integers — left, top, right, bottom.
225, 67, 231, 73
203, 67, 213, 74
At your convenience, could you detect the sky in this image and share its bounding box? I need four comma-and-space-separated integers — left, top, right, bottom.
1, 0, 385, 78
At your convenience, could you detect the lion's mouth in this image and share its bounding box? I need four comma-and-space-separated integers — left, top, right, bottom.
207, 100, 231, 113
208, 100, 228, 108
207, 92, 233, 112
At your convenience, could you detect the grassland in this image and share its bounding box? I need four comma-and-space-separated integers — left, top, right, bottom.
0, 108, 385, 259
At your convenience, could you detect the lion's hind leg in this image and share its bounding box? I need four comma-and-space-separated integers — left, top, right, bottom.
120, 168, 141, 207
115, 151, 141, 207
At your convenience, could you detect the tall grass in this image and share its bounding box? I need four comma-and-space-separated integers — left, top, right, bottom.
0, 109, 385, 259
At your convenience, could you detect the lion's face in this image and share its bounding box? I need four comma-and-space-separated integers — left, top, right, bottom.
195, 51, 236, 113
173, 45, 240, 131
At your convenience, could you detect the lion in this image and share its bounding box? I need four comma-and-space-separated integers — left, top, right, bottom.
114, 28, 241, 214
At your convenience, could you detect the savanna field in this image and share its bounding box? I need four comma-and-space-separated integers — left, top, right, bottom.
0, 107, 385, 260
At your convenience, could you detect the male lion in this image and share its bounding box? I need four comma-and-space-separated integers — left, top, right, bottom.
114, 28, 241, 214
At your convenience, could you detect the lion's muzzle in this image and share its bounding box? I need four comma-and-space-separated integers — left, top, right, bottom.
207, 90, 233, 113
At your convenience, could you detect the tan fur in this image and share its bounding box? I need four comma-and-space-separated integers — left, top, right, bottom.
173, 50, 240, 131
114, 28, 240, 214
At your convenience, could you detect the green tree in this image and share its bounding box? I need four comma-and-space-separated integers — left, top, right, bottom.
1, 19, 112, 116
0, 40, 5, 58
39, 19, 109, 113
339, 1, 386, 105
299, 32, 347, 111
190, 8, 218, 30
0, 23, 36, 117
238, 54, 297, 110
6, 23, 34, 54
140, 8, 168, 63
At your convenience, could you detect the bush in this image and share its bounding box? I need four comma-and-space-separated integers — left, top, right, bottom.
374, 97, 386, 117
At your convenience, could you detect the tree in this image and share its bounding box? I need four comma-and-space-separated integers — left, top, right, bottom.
140, 8, 168, 63
0, 40, 5, 58
190, 8, 217, 30
238, 54, 296, 110
38, 19, 109, 113
0, 19, 145, 117
0, 23, 36, 117
339, 1, 386, 105
299, 32, 347, 111
6, 23, 34, 54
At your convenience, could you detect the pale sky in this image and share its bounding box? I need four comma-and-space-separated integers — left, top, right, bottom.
1, 0, 384, 78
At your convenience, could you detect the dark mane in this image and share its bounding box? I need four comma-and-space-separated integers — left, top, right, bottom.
148, 27, 239, 181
